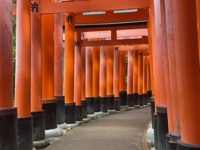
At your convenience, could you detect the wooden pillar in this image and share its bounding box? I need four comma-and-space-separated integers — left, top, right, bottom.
127, 51, 134, 107
138, 52, 143, 106
15, 0, 32, 149
92, 40, 101, 112
133, 51, 139, 106
106, 46, 115, 110
153, 1, 169, 149
0, 0, 17, 149
146, 56, 152, 101
85, 46, 94, 114
54, 0, 65, 125
31, 0, 45, 142
164, 0, 181, 146
197, 0, 200, 63
41, 14, 57, 130
100, 47, 107, 112
142, 55, 148, 105
81, 47, 87, 118
172, 0, 200, 148
63, 13, 76, 124
74, 32, 82, 121
113, 48, 120, 111
119, 51, 127, 106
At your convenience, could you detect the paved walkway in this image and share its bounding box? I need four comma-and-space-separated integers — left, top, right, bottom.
45, 107, 151, 150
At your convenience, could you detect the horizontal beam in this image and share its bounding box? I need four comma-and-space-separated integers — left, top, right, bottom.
80, 36, 148, 47
118, 44, 149, 51
40, 0, 150, 14
75, 24, 147, 32
74, 9, 148, 24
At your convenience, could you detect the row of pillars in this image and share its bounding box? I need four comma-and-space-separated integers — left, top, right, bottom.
149, 0, 200, 150
0, 0, 152, 150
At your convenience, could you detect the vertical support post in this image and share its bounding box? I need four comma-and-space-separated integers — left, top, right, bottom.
197, 0, 200, 63
119, 51, 127, 106
92, 40, 101, 112
31, 0, 45, 142
127, 51, 134, 107
15, 0, 32, 149
42, 14, 57, 129
54, 0, 65, 125
172, 0, 200, 149
100, 47, 107, 112
81, 47, 87, 118
85, 46, 94, 114
106, 46, 115, 110
146, 56, 152, 103
133, 51, 139, 106
142, 55, 148, 105
0, 0, 17, 149
113, 48, 120, 111
74, 32, 82, 121
64, 13, 76, 124
138, 52, 143, 106
165, 0, 181, 149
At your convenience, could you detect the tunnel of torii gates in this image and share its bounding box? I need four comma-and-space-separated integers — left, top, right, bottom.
0, 0, 200, 150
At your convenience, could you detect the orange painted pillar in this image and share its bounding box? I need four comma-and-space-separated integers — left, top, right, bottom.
81, 47, 87, 118
113, 48, 120, 111
164, 0, 181, 143
142, 55, 148, 105
63, 13, 76, 123
137, 52, 143, 106
41, 14, 57, 130
92, 41, 101, 112
15, 0, 32, 149
0, 0, 17, 149
85, 46, 94, 114
100, 47, 107, 112
172, 0, 200, 148
106, 46, 115, 110
146, 56, 152, 102
127, 51, 134, 107
54, 0, 65, 125
132, 51, 139, 106
31, 0, 46, 142
153, 0, 169, 149
119, 51, 127, 106
74, 32, 82, 121
197, 0, 200, 63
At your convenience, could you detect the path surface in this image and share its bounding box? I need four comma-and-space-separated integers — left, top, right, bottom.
45, 107, 151, 150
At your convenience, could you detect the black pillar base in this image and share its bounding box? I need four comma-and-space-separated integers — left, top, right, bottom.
138, 94, 144, 106
147, 89, 152, 103
157, 105, 168, 150
150, 98, 155, 129
119, 91, 127, 106
153, 113, 158, 149
65, 102, 76, 124
85, 97, 94, 114
31, 110, 45, 141
0, 108, 17, 150
114, 97, 120, 111
42, 99, 57, 130
18, 116, 33, 150
75, 106, 82, 121
55, 95, 65, 124
107, 95, 115, 110
127, 94, 134, 107
143, 93, 148, 105
133, 93, 139, 106
166, 132, 181, 150
101, 97, 108, 113
93, 96, 101, 112
177, 139, 200, 150
81, 100, 87, 118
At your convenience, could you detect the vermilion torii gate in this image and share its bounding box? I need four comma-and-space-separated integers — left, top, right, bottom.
0, 0, 200, 150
